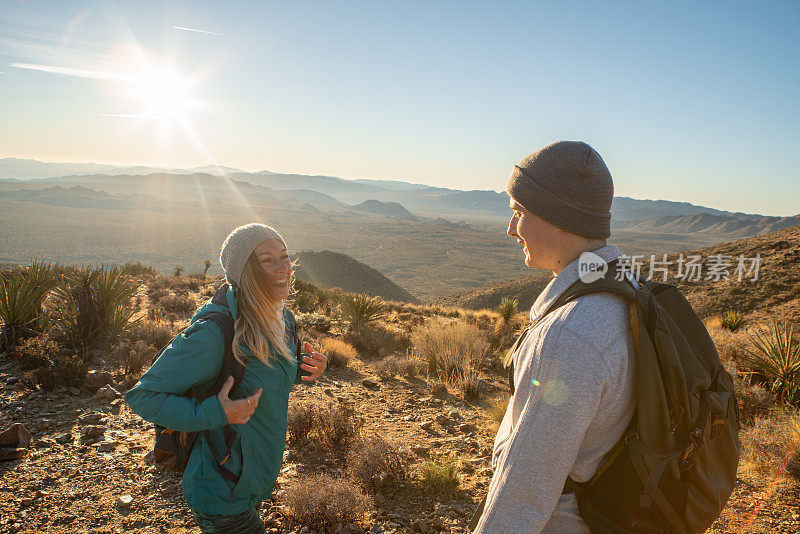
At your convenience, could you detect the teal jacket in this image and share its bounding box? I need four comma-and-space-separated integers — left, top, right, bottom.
125, 284, 310, 515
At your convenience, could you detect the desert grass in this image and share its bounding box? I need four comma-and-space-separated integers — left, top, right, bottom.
319, 337, 358, 368
419, 455, 460, 495
411, 317, 489, 399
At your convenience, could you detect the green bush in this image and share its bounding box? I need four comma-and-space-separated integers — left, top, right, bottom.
282, 474, 370, 531
721, 310, 746, 332
419, 455, 460, 495
50, 265, 137, 352
497, 296, 518, 325
743, 321, 800, 405
340, 293, 385, 331
0, 262, 57, 351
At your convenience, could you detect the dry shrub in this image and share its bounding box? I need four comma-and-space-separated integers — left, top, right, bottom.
147, 288, 168, 304
740, 410, 800, 478
347, 435, 408, 492
343, 323, 410, 359
287, 400, 363, 452
12, 334, 61, 370
707, 324, 751, 365
320, 337, 357, 368
282, 474, 370, 531
112, 338, 155, 377
419, 455, 460, 495
12, 334, 87, 391
736, 377, 777, 426
157, 293, 196, 314
125, 317, 176, 350
21, 352, 87, 391
373, 353, 421, 380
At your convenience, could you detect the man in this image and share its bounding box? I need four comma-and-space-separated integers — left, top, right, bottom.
472, 140, 638, 533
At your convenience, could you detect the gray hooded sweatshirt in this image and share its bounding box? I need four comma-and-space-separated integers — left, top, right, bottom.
474, 244, 638, 533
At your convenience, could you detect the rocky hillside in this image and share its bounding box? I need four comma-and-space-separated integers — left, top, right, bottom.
624, 212, 800, 238
437, 224, 800, 321
294, 251, 418, 303
350, 200, 417, 220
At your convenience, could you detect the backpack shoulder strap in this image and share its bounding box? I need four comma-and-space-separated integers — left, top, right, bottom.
504, 258, 639, 394
284, 307, 302, 359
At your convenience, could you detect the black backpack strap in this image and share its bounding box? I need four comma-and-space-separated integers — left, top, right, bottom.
197, 296, 247, 497
504, 258, 635, 395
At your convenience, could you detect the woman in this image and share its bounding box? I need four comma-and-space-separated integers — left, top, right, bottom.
126, 223, 327, 533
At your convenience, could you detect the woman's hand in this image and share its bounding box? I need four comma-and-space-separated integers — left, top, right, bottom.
217, 376, 262, 425
300, 342, 327, 381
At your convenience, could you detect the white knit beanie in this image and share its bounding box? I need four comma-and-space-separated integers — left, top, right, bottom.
219, 223, 285, 287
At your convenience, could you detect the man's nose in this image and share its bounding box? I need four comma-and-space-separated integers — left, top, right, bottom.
507, 215, 518, 238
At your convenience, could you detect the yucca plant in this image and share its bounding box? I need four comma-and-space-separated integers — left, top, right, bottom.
721, 309, 746, 332
51, 265, 138, 353
497, 296, 519, 325
743, 321, 800, 405
339, 293, 385, 331
0, 262, 57, 351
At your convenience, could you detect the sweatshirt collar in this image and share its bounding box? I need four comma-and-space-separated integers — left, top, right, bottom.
529, 243, 623, 323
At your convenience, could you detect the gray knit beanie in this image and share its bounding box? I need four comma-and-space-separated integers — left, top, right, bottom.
219, 223, 286, 287
506, 140, 613, 239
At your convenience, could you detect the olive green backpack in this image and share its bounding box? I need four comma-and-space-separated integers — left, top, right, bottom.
494, 260, 740, 533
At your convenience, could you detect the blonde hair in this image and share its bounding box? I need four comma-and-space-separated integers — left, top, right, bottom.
231, 251, 293, 366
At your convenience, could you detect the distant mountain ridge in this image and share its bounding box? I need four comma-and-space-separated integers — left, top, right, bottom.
1, 158, 791, 241
625, 212, 800, 237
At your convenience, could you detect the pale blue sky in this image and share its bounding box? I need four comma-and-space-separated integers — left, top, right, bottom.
1, 1, 798, 215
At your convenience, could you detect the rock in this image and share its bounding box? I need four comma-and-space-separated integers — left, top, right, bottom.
78, 412, 105, 425
93, 385, 121, 401
435, 414, 451, 428
54, 432, 73, 444
35, 418, 52, 431
116, 494, 134, 507
84, 370, 115, 391
410, 444, 430, 456
67, 386, 81, 396
97, 441, 118, 452
0, 423, 31, 461
335, 524, 362, 534
361, 378, 380, 391
420, 420, 434, 431
324, 388, 335, 397
6, 376, 19, 385
21, 497, 34, 507
80, 425, 105, 440
458, 423, 475, 434
34, 438, 57, 449
370, 525, 382, 534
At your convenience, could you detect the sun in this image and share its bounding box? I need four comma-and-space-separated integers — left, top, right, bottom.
128, 69, 195, 122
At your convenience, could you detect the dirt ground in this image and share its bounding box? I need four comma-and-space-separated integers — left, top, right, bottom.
1, 350, 799, 533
